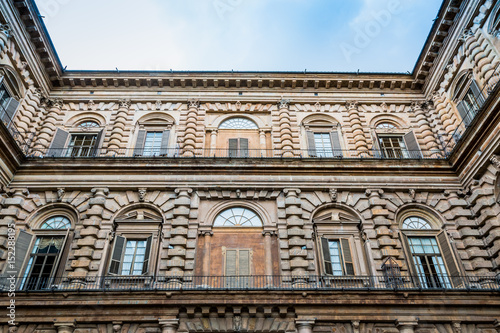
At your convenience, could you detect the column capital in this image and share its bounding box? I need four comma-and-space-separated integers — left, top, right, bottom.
262, 230, 276, 237
119, 99, 131, 109
159, 318, 179, 327
48, 98, 64, 109
295, 319, 315, 330
175, 187, 193, 196
188, 99, 200, 108
54, 322, 76, 333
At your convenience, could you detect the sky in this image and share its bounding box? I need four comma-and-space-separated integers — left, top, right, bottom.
34, 0, 443, 73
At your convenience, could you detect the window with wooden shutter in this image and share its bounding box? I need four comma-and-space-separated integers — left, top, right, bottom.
14, 230, 34, 277
160, 129, 170, 156
142, 235, 152, 274
91, 130, 104, 157
224, 248, 252, 288
1, 97, 19, 126
320, 238, 333, 275
109, 235, 126, 275
403, 131, 422, 159
436, 231, 462, 287
47, 128, 69, 157
227, 138, 248, 157
330, 131, 343, 157
134, 130, 147, 156
320, 238, 355, 276
306, 131, 316, 157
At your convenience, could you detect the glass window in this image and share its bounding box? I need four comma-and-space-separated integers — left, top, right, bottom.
67, 134, 97, 157
219, 118, 258, 130
402, 216, 432, 230
0, 84, 11, 109
41, 216, 71, 229
143, 131, 163, 156
78, 121, 100, 129
408, 236, 451, 288
21, 236, 64, 290
121, 240, 147, 275
376, 123, 396, 129
328, 240, 344, 276
379, 136, 408, 158
214, 207, 263, 227
314, 133, 333, 157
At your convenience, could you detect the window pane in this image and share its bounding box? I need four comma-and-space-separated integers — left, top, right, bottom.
214, 207, 263, 227
219, 118, 258, 129
143, 132, 163, 156
314, 133, 333, 157
328, 240, 344, 276
67, 134, 97, 157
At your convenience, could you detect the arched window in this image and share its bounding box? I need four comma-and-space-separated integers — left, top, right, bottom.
489, 3, 500, 37
399, 212, 461, 288
18, 214, 73, 290
214, 207, 263, 227
453, 72, 485, 126
302, 115, 344, 158
40, 216, 71, 229
219, 118, 258, 130
402, 216, 431, 229
78, 121, 100, 129
376, 122, 397, 129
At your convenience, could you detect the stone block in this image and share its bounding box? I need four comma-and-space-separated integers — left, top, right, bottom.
173, 207, 190, 216
166, 259, 185, 268
71, 259, 91, 268
290, 259, 309, 268
288, 238, 306, 246
287, 229, 305, 236
74, 248, 94, 258
77, 238, 97, 248
169, 237, 187, 246
381, 248, 400, 257
80, 227, 99, 237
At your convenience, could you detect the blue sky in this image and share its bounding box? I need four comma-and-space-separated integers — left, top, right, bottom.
35, 0, 442, 72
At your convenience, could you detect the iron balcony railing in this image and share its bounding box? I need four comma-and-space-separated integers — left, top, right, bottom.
2, 274, 499, 292
0, 103, 32, 154
28, 147, 447, 160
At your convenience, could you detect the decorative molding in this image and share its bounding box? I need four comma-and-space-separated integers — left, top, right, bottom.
138, 188, 147, 202
188, 99, 200, 108
119, 99, 131, 109
278, 98, 290, 109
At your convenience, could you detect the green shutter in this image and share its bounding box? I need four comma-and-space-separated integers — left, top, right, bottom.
109, 235, 126, 275
239, 138, 249, 157
330, 131, 342, 157
403, 131, 422, 159
306, 131, 316, 157
14, 230, 33, 276
47, 128, 69, 157
340, 238, 355, 275
134, 130, 146, 156
160, 130, 170, 156
142, 235, 152, 275
321, 238, 333, 275
228, 138, 238, 158
436, 231, 461, 287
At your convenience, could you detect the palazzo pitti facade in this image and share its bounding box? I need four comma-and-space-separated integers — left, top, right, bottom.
1, 0, 500, 333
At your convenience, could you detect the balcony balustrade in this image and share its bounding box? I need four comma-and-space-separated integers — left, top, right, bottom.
1, 274, 499, 292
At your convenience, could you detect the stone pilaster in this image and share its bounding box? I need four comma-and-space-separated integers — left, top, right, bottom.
277, 99, 294, 157
411, 101, 439, 154
178, 100, 205, 156
167, 188, 192, 276
0, 188, 30, 272
346, 102, 368, 155
0, 23, 12, 56
107, 99, 131, 151
69, 187, 109, 279
32, 98, 63, 153
284, 188, 308, 276
432, 91, 458, 142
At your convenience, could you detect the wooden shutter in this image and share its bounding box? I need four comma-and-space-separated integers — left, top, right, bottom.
239, 138, 249, 157
228, 138, 238, 158
456, 101, 471, 126
330, 130, 342, 157
320, 238, 333, 275
92, 130, 104, 157
469, 80, 485, 107
225, 249, 237, 275
340, 238, 355, 275
403, 131, 422, 159
109, 235, 126, 275
134, 130, 146, 156
51, 228, 70, 281
160, 129, 170, 156
47, 128, 69, 157
436, 231, 461, 287
142, 235, 152, 275
14, 230, 33, 277
238, 250, 250, 275
1, 97, 19, 126
306, 131, 316, 157
399, 232, 419, 286
372, 134, 382, 158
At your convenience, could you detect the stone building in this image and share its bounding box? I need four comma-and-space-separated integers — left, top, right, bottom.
1, 0, 500, 333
